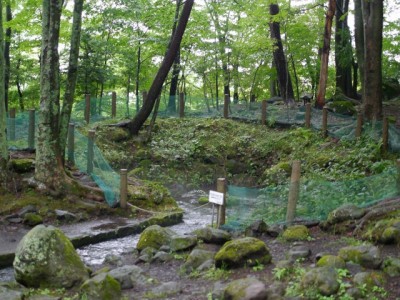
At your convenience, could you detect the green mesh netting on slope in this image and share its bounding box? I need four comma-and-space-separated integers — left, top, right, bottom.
6, 111, 37, 150
223, 166, 398, 231
73, 130, 120, 207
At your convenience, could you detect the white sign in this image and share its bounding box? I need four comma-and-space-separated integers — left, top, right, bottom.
209, 190, 224, 205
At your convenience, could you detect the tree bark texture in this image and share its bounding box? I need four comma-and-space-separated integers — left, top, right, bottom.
354, 0, 364, 95
335, 0, 353, 97
35, 0, 65, 190
316, 0, 336, 108
4, 1, 11, 112
167, 0, 182, 114
60, 0, 84, 161
128, 0, 194, 135
269, 4, 294, 104
0, 0, 9, 171
362, 0, 383, 120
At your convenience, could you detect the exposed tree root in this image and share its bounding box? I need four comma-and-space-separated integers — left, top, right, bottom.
353, 197, 400, 235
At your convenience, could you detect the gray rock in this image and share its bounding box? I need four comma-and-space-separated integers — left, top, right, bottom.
197, 259, 214, 272
0, 289, 23, 300
353, 271, 385, 287
152, 251, 173, 263
159, 245, 171, 252
139, 247, 157, 262
13, 225, 89, 288
215, 237, 271, 268
301, 267, 339, 296
211, 281, 226, 300
316, 255, 346, 269
191, 227, 231, 244
326, 204, 366, 224
170, 234, 197, 252
150, 281, 181, 298
267, 225, 284, 237
223, 277, 268, 300
267, 281, 286, 299
80, 273, 121, 300
338, 245, 382, 269
104, 254, 122, 267
108, 265, 146, 289
245, 220, 269, 237
288, 243, 311, 261
17, 205, 37, 217
25, 295, 60, 300
181, 249, 215, 274
55, 209, 77, 222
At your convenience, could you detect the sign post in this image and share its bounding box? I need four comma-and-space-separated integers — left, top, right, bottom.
209, 190, 224, 228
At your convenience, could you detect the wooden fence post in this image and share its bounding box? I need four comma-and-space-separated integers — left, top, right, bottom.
261, 100, 267, 126
87, 130, 95, 174
305, 103, 311, 128
28, 109, 35, 150
382, 117, 389, 153
85, 94, 91, 124
397, 159, 400, 195
223, 94, 229, 119
286, 160, 301, 225
179, 92, 185, 118
9, 108, 16, 141
355, 112, 363, 138
67, 123, 75, 164
322, 106, 328, 138
217, 178, 227, 228
120, 169, 128, 209
112, 91, 117, 118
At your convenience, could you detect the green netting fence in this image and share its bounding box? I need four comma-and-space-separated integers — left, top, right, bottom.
6, 97, 400, 215
224, 165, 398, 231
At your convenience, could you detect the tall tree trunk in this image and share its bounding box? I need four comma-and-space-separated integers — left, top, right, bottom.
362, 0, 383, 120
335, 0, 353, 97
128, 0, 194, 135
35, 0, 65, 191
354, 0, 364, 97
59, 0, 83, 163
16, 59, 24, 110
215, 53, 219, 109
269, 3, 294, 104
315, 0, 336, 108
167, 0, 182, 114
4, 1, 11, 112
0, 0, 9, 173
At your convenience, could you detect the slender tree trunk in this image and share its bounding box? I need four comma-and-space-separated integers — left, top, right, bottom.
128, 0, 194, 135
4, 1, 12, 112
0, 0, 9, 173
135, 40, 141, 113
59, 0, 83, 163
35, 0, 65, 191
362, 0, 383, 120
315, 0, 336, 108
269, 3, 294, 104
126, 72, 131, 116
215, 53, 219, 109
354, 0, 364, 97
335, 0, 353, 97
16, 58, 24, 111
167, 0, 182, 113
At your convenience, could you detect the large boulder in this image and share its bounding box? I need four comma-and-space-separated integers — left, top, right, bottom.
136, 225, 176, 251
108, 265, 147, 289
13, 225, 89, 288
80, 273, 121, 300
326, 204, 366, 224
191, 227, 231, 244
223, 277, 268, 300
215, 237, 271, 268
338, 245, 382, 269
169, 235, 197, 252
316, 255, 346, 269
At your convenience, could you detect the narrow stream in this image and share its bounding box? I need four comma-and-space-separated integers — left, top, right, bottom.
0, 190, 214, 282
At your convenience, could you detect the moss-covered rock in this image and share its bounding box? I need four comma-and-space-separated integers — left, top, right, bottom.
128, 180, 178, 211
169, 235, 197, 252
301, 267, 339, 296
363, 218, 400, 244
262, 161, 291, 185
316, 255, 346, 269
192, 227, 231, 244
353, 271, 385, 288
383, 257, 400, 277
13, 225, 89, 288
327, 99, 356, 115
180, 249, 216, 274
282, 225, 310, 241
80, 273, 121, 300
326, 204, 366, 225
214, 237, 271, 269
23, 213, 43, 227
136, 225, 176, 251
338, 245, 382, 269
10, 159, 35, 173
